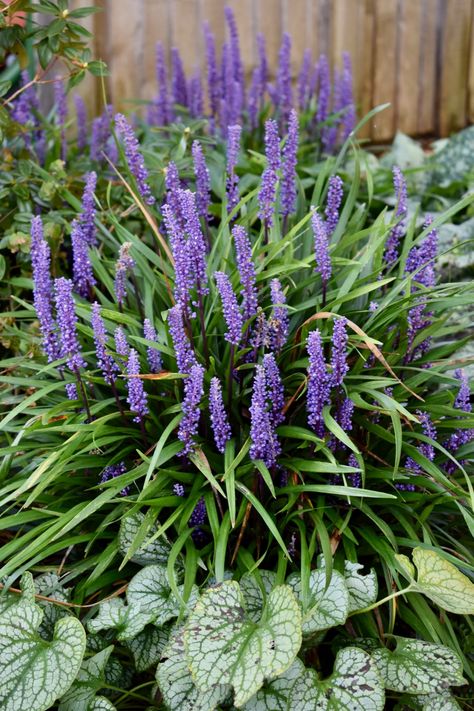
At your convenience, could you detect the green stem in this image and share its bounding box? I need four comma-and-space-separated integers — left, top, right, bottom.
350, 585, 414, 615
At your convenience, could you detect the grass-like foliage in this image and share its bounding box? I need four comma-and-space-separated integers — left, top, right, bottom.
0, 4, 473, 710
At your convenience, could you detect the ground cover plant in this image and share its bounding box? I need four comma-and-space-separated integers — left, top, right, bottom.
0, 3, 474, 710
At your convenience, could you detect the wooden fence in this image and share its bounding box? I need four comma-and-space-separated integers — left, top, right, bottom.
74, 0, 474, 141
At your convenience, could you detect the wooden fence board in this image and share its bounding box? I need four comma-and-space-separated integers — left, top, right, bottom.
397, 0, 423, 136
372, 0, 398, 142
416, 0, 437, 135
439, 0, 472, 135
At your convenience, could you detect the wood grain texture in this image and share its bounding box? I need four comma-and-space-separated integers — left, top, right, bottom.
77, 0, 474, 140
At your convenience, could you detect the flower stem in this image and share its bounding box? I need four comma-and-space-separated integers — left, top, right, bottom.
74, 368, 92, 422
350, 585, 414, 615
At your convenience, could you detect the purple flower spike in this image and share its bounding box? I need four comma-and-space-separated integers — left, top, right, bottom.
54, 277, 86, 372
74, 95, 88, 150
189, 497, 207, 526
281, 109, 299, 219
312, 209, 332, 286
325, 175, 343, 236
209, 377, 232, 453
263, 353, 285, 427
257, 33, 268, 96
188, 70, 204, 118
204, 22, 220, 118
340, 52, 356, 140
247, 67, 261, 130
179, 189, 209, 297
250, 365, 281, 468
31, 216, 60, 362
416, 410, 437, 462
91, 302, 119, 385
298, 49, 312, 111
162, 203, 192, 314
115, 113, 155, 206
226, 124, 242, 213
178, 363, 205, 455
316, 54, 330, 126
276, 33, 292, 125
269, 279, 289, 351
192, 141, 211, 219
114, 326, 130, 358
155, 41, 171, 125
114, 243, 135, 307
168, 303, 197, 374
126, 348, 149, 422
71, 219, 96, 299
79, 171, 97, 246
406, 214, 438, 287
165, 161, 183, 224
336, 397, 354, 432
225, 5, 244, 114
259, 119, 281, 229
101, 462, 129, 496
331, 318, 349, 388
232, 225, 258, 322
173, 482, 185, 497
171, 47, 188, 108
143, 318, 162, 374
215, 271, 243, 347
306, 329, 330, 437
383, 166, 407, 267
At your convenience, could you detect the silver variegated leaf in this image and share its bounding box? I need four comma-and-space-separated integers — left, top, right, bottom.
288, 647, 385, 710
372, 638, 466, 694
411, 548, 474, 615
119, 512, 171, 566
156, 626, 230, 711
87, 598, 154, 641
125, 624, 170, 672
88, 698, 117, 711
343, 561, 378, 612
184, 581, 302, 708
126, 564, 198, 627
0, 599, 86, 711
242, 658, 305, 711
287, 569, 349, 636
35, 572, 71, 640
419, 690, 463, 710
240, 570, 277, 622
58, 646, 113, 711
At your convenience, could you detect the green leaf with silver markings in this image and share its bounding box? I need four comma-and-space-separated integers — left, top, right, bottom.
126, 564, 198, 627
58, 646, 115, 711
344, 561, 378, 612
242, 658, 305, 711
287, 569, 349, 636
411, 548, 474, 615
125, 624, 170, 672
240, 570, 277, 622
87, 598, 154, 641
418, 691, 463, 710
118, 512, 171, 566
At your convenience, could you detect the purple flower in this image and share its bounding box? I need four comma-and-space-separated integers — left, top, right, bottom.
115, 113, 155, 206
406, 215, 438, 287
192, 141, 211, 219
209, 377, 231, 453
91, 303, 119, 385
445, 370, 474, 455
162, 203, 193, 314
331, 317, 349, 388
164, 161, 183, 225
155, 42, 171, 125
224, 6, 244, 117
188, 70, 204, 118
336, 397, 354, 432
306, 329, 330, 437
226, 124, 242, 213
347, 453, 361, 488
383, 166, 407, 267
249, 365, 281, 468
215, 271, 243, 347
339, 52, 356, 140
114, 326, 129, 358
312, 209, 332, 285
251, 308, 270, 351
416, 410, 437, 462
54, 277, 86, 372
65, 383, 78, 400
297, 49, 312, 111
101, 462, 129, 496
171, 47, 188, 107
54, 77, 68, 160
247, 67, 261, 130
143, 319, 162, 374
126, 348, 149, 422
78, 171, 97, 246
189, 496, 207, 526
280, 109, 299, 219
257, 32, 268, 97
269, 279, 289, 351
168, 303, 197, 374
114, 243, 135, 306
316, 54, 330, 125
30, 216, 60, 362
233, 225, 258, 322
325, 175, 343, 236
263, 353, 285, 427
203, 22, 220, 117
71, 219, 95, 298
74, 95, 88, 150
259, 119, 281, 229
275, 33, 292, 125
178, 363, 205, 455
179, 189, 209, 298
173, 482, 185, 497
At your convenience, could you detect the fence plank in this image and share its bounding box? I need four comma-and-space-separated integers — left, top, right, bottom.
469, 0, 474, 123
397, 0, 422, 136
439, 0, 472, 135
142, 0, 170, 105
416, 0, 437, 135
371, 0, 398, 142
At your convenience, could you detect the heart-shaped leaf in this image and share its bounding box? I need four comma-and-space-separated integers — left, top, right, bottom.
184, 581, 302, 707
125, 624, 170, 672
156, 626, 230, 711
288, 647, 385, 710
344, 561, 378, 612
88, 699, 117, 711
58, 646, 114, 711
411, 548, 474, 615
126, 564, 198, 627
287, 569, 349, 636
242, 658, 305, 710
0, 597, 86, 711
240, 570, 277, 622
119, 512, 171, 566
87, 598, 154, 641
372, 637, 466, 694
418, 691, 462, 710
